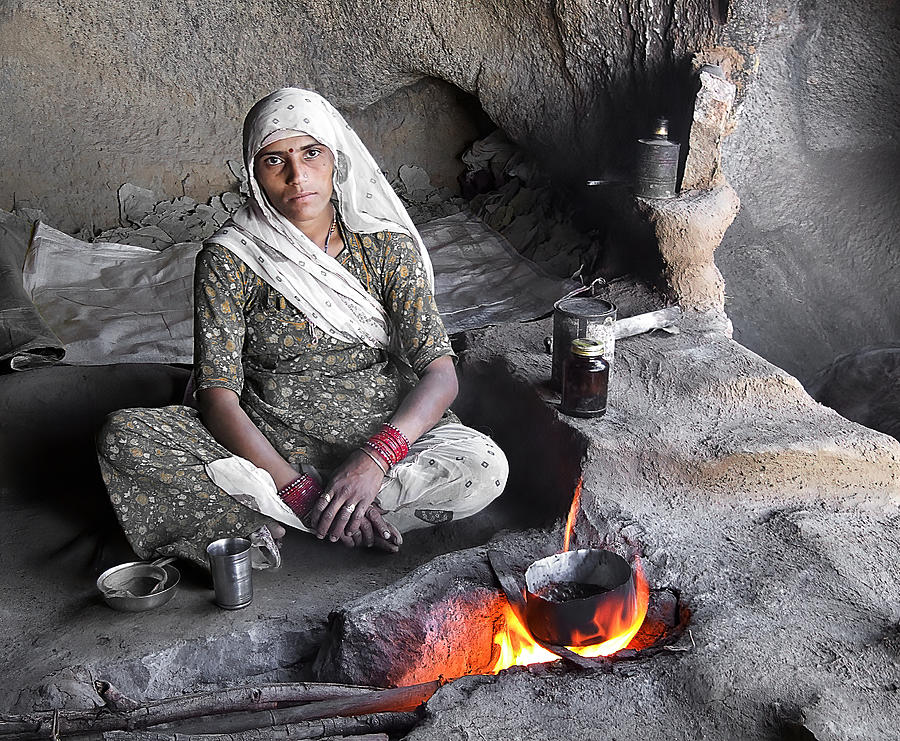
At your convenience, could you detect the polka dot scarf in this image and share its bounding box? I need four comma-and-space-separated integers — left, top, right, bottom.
208, 87, 434, 349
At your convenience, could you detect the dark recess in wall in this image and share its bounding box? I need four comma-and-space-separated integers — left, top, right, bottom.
527, 59, 699, 286
453, 356, 585, 530
712, 0, 730, 25
450, 85, 498, 152
350, 77, 498, 195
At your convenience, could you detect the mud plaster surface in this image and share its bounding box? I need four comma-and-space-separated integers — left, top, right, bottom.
405, 500, 900, 741
3, 305, 899, 740
638, 183, 740, 314
396, 316, 899, 740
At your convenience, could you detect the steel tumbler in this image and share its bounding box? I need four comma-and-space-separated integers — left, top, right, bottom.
206, 537, 253, 609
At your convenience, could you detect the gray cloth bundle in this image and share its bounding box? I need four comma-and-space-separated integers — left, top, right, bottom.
0, 210, 64, 371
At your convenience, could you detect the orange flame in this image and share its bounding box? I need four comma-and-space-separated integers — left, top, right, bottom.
489, 560, 649, 673
562, 478, 583, 552
487, 480, 650, 673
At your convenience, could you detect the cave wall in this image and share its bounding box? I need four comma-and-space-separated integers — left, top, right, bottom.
1, 0, 897, 383
0, 0, 719, 232
718, 0, 900, 384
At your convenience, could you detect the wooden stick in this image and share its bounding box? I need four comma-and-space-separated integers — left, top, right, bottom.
79, 710, 420, 740
273, 679, 438, 724
95, 682, 139, 712
148, 680, 441, 736
614, 306, 682, 340
0, 682, 378, 738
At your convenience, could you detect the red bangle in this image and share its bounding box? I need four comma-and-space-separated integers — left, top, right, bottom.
381, 424, 410, 459
383, 423, 411, 448
277, 474, 321, 518
365, 424, 411, 468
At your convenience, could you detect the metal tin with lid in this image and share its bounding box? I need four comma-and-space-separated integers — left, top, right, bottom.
635, 117, 680, 199
551, 291, 617, 391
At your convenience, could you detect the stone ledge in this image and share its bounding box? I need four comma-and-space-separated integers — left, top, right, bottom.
390, 311, 899, 739
459, 312, 899, 515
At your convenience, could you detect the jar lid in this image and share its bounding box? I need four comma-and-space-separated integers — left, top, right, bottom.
652, 117, 670, 138
570, 338, 605, 357
555, 296, 617, 319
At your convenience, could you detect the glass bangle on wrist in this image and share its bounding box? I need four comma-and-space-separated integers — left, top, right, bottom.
277, 474, 322, 518
365, 423, 411, 469
359, 445, 389, 474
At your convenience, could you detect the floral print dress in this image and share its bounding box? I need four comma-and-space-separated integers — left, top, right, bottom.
98, 220, 458, 565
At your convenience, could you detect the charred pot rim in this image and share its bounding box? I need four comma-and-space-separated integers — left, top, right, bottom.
490, 542, 692, 668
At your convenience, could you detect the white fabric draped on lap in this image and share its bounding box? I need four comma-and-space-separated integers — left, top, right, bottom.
206, 423, 508, 534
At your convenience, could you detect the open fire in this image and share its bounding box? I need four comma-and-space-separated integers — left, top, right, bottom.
489, 481, 650, 673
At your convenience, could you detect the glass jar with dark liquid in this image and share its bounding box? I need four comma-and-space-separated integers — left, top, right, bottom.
560, 338, 609, 418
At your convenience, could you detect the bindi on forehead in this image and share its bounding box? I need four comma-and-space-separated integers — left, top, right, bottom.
288, 148, 294, 153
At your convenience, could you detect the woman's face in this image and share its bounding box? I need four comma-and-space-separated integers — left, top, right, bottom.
254, 134, 335, 231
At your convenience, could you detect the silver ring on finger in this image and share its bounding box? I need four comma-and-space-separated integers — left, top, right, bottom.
321, 493, 332, 504
343, 502, 357, 514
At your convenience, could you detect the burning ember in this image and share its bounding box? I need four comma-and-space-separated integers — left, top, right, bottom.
489, 481, 650, 673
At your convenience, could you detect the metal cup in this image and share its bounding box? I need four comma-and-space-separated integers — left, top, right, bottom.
206, 537, 253, 609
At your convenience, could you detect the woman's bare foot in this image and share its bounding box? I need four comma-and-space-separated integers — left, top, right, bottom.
269, 523, 286, 544
249, 523, 285, 569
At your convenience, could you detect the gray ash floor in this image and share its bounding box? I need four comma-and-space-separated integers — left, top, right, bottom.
0, 364, 511, 708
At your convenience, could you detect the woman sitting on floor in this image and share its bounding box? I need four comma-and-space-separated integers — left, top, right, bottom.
97, 88, 509, 567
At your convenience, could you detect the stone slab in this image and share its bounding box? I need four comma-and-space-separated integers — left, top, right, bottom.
316, 315, 899, 740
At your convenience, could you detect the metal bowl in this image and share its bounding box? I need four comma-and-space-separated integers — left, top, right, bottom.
97, 558, 180, 612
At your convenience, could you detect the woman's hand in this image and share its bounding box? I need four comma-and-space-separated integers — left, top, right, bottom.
307, 449, 387, 543
339, 506, 403, 552
309, 354, 458, 548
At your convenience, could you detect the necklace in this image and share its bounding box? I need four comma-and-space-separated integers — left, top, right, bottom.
322, 211, 337, 253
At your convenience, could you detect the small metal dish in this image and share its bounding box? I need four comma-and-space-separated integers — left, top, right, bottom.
97, 557, 180, 612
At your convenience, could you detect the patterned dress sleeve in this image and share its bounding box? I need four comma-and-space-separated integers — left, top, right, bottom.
193, 244, 249, 395
378, 232, 454, 375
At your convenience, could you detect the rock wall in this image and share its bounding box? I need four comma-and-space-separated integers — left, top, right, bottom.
1, 0, 896, 382
0, 0, 719, 232
718, 0, 900, 383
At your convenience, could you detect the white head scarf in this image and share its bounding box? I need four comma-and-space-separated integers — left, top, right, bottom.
207, 88, 434, 348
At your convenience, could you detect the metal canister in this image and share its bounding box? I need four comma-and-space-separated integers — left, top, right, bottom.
635, 118, 680, 199
551, 294, 617, 391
